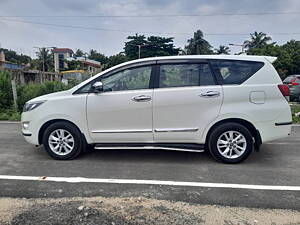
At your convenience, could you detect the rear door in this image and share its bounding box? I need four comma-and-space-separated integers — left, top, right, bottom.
153, 60, 223, 143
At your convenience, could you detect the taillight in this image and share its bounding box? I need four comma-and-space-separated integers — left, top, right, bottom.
291, 82, 299, 86
278, 84, 290, 97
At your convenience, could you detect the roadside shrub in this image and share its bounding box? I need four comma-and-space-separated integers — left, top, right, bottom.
17, 81, 73, 110
0, 108, 20, 121
0, 70, 13, 110
291, 104, 300, 123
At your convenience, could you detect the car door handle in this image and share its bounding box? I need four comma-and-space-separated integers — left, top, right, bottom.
200, 91, 220, 98
132, 95, 152, 102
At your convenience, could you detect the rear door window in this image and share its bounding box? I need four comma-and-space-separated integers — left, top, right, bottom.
159, 63, 215, 88
211, 60, 264, 85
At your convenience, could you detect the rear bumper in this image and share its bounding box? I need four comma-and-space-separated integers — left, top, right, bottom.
255, 120, 292, 143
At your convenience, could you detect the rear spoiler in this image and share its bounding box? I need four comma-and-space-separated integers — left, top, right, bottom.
264, 56, 277, 63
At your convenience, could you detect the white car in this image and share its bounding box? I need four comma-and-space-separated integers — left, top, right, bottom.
21, 55, 292, 163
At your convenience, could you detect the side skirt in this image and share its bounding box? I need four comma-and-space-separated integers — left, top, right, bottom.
94, 143, 205, 153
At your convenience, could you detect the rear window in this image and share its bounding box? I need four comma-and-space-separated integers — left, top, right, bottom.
211, 60, 264, 85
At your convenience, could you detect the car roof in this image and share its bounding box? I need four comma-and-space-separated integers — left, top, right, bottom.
118, 55, 277, 65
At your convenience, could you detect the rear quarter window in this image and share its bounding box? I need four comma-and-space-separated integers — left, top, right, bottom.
211, 60, 264, 85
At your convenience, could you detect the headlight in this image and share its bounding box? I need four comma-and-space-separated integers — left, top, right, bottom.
23, 101, 46, 112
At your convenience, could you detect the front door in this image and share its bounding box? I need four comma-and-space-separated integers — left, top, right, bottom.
87, 65, 154, 143
153, 62, 223, 143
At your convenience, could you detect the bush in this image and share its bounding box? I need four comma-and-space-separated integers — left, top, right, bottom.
17, 81, 71, 110
0, 72, 78, 120
0, 109, 21, 121
0, 70, 13, 110
291, 104, 300, 123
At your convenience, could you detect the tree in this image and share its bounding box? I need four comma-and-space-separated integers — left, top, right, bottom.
144, 36, 179, 57
215, 45, 230, 55
0, 48, 31, 65
124, 34, 179, 60
185, 30, 213, 55
74, 49, 85, 57
247, 40, 300, 79
124, 34, 148, 60
105, 53, 129, 69
35, 48, 53, 72
244, 31, 273, 50
88, 49, 108, 64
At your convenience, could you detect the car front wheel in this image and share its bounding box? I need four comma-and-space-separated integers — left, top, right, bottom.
42, 121, 84, 160
208, 122, 253, 163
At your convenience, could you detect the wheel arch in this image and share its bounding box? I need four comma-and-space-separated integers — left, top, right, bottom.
38, 119, 88, 145
205, 118, 262, 150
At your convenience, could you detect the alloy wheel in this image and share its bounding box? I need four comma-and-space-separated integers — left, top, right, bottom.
48, 129, 75, 156
216, 130, 247, 159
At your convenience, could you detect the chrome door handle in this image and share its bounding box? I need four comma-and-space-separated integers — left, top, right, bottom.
132, 95, 152, 102
200, 91, 220, 98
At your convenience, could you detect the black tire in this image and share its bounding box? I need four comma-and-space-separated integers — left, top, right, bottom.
42, 121, 85, 160
208, 122, 253, 164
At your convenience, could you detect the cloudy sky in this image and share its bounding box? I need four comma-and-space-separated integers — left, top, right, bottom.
0, 0, 300, 57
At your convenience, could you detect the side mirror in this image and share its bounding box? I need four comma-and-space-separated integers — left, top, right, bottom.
92, 81, 103, 93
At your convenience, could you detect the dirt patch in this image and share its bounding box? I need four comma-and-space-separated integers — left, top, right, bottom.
0, 197, 299, 225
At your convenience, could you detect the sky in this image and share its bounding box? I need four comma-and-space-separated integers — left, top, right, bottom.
0, 0, 300, 58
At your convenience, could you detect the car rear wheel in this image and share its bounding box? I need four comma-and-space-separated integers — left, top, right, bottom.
43, 121, 84, 160
208, 122, 253, 163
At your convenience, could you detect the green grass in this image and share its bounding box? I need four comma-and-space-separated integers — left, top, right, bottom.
291, 104, 300, 123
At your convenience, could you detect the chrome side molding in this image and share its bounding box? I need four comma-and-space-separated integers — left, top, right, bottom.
92, 128, 199, 134
154, 128, 199, 133
92, 129, 152, 134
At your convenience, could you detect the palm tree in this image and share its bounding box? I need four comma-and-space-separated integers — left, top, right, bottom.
244, 32, 272, 50
185, 30, 213, 55
215, 45, 230, 55
36, 48, 53, 72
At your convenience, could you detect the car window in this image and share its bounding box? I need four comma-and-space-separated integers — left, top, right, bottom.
101, 66, 152, 92
284, 75, 300, 83
211, 60, 264, 85
159, 63, 215, 88
283, 76, 295, 83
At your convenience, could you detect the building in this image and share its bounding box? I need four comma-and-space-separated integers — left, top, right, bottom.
52, 48, 74, 72
0, 51, 60, 84
65, 56, 101, 74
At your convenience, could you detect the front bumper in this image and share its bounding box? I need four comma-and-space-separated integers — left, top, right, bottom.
21, 113, 40, 145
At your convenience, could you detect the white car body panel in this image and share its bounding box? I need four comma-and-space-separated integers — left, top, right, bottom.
86, 89, 153, 143
21, 55, 292, 150
153, 85, 223, 143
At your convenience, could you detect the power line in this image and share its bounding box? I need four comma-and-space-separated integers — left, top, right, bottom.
0, 18, 191, 35
1, 18, 300, 37
1, 11, 300, 18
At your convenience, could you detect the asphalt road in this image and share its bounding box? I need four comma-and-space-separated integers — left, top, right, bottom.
0, 123, 300, 210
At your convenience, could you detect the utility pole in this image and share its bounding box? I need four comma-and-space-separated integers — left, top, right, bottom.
128, 44, 149, 59
11, 79, 18, 110
229, 43, 246, 54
